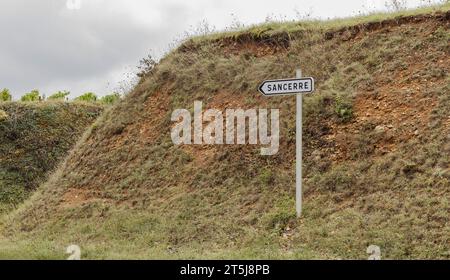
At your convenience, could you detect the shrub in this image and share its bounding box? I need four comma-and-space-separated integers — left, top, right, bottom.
100, 93, 121, 105
75, 92, 98, 102
334, 93, 353, 122
0, 88, 12, 101
48, 91, 70, 100
21, 90, 41, 102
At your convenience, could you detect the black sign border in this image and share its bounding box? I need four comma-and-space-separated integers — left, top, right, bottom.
258, 77, 315, 96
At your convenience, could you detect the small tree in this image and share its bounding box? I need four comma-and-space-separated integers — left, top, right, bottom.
48, 90, 70, 100
0, 88, 12, 101
75, 92, 98, 102
100, 93, 121, 105
21, 90, 41, 102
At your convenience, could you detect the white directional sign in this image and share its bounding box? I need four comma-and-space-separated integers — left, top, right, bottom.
258, 77, 314, 96
258, 71, 315, 218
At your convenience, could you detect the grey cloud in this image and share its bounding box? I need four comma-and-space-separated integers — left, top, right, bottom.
0, 0, 431, 99
0, 0, 190, 98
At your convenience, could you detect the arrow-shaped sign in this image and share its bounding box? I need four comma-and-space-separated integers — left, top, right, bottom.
258, 77, 314, 96
258, 71, 315, 218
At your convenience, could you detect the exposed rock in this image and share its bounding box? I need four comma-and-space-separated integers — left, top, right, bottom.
374, 125, 387, 133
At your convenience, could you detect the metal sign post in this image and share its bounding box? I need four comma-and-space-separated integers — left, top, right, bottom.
295, 69, 303, 217
258, 69, 314, 217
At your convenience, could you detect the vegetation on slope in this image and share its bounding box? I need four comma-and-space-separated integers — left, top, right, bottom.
0, 7, 448, 259
0, 102, 103, 214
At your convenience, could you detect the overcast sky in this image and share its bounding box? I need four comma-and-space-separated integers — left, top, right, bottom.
0, 0, 438, 99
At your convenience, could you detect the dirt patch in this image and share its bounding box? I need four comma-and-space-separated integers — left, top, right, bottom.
208, 91, 246, 109
139, 90, 171, 143
60, 188, 110, 208
174, 91, 273, 167
108, 90, 171, 150
182, 145, 217, 168
180, 31, 290, 57
219, 40, 288, 57
330, 64, 448, 161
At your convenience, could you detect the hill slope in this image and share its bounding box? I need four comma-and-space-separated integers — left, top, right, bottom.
0, 102, 103, 214
1, 7, 449, 259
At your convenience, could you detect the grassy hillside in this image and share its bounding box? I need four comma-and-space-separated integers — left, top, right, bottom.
0, 6, 448, 259
0, 102, 103, 214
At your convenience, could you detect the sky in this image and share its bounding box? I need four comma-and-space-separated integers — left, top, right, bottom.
0, 0, 440, 99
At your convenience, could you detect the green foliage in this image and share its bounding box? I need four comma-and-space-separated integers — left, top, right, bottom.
334, 93, 353, 122
48, 91, 70, 100
21, 90, 41, 102
100, 93, 121, 105
0, 89, 12, 102
0, 102, 103, 215
75, 92, 98, 102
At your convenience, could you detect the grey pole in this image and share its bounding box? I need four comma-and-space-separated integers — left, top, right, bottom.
296, 69, 302, 217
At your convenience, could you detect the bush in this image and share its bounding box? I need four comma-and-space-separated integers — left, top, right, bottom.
0, 89, 12, 101
75, 92, 98, 102
48, 91, 70, 100
100, 93, 121, 105
334, 93, 353, 122
21, 90, 41, 102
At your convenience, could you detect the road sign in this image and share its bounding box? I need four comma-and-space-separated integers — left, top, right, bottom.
258, 77, 314, 96
259, 71, 315, 218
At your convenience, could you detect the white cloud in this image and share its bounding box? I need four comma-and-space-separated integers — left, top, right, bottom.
0, 0, 438, 99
